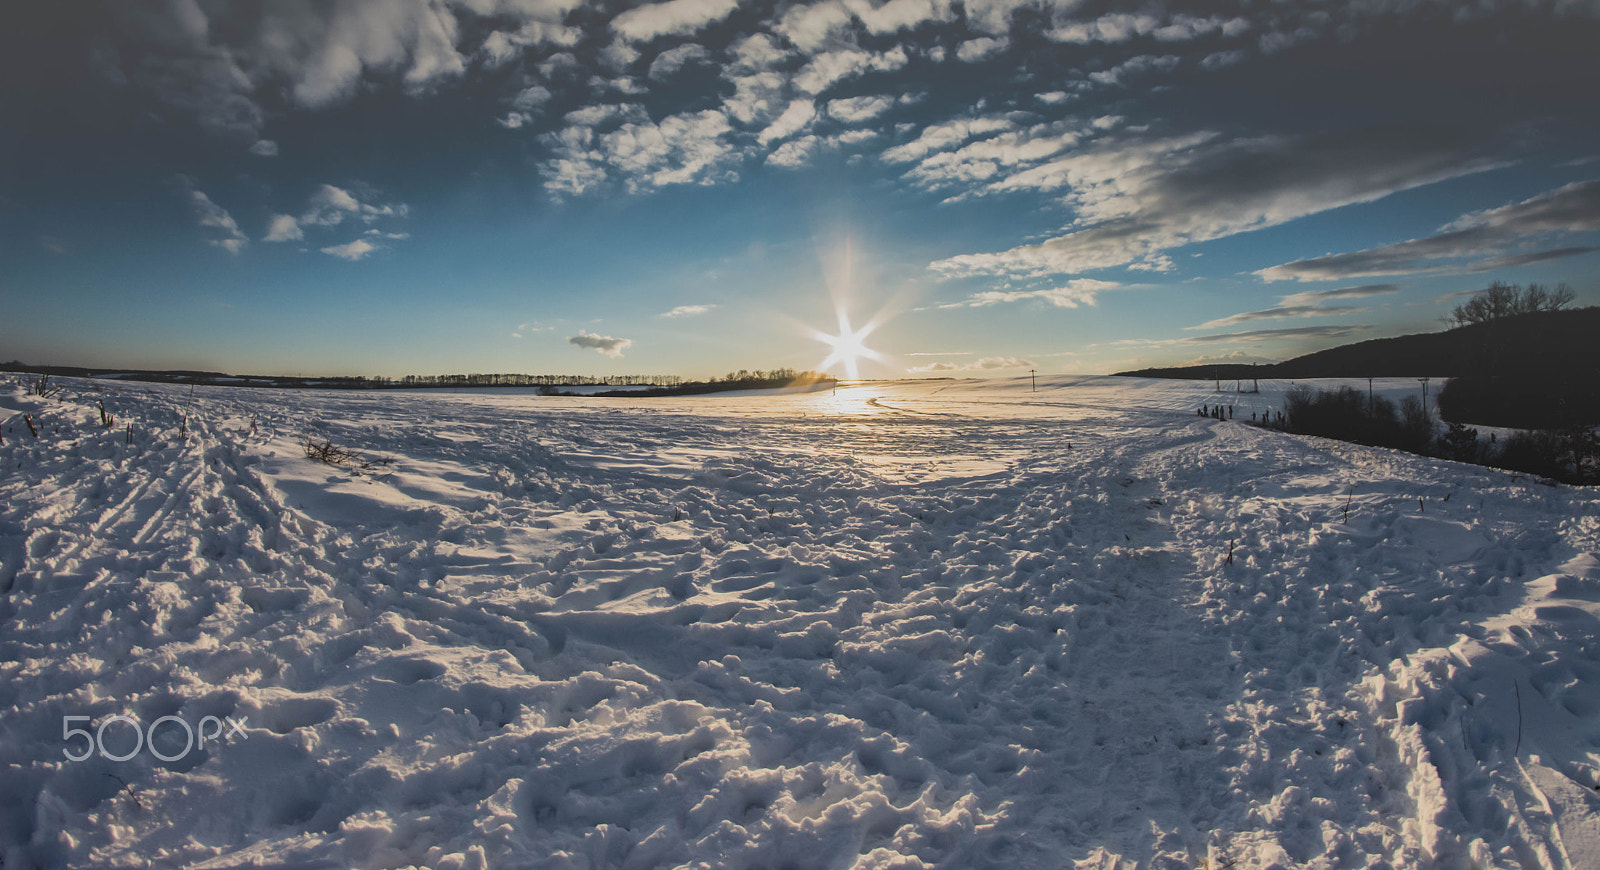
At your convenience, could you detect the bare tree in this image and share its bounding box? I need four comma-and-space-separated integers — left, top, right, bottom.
1449, 281, 1575, 327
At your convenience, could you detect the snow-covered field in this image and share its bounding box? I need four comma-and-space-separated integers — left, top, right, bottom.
2, 374, 1598, 869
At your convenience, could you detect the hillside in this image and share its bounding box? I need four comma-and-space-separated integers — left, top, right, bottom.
1116, 306, 1600, 380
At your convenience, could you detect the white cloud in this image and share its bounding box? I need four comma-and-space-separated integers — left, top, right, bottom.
758, 100, 817, 144
955, 37, 1008, 62
881, 116, 1016, 164
1187, 325, 1371, 344
544, 107, 741, 196
569, 331, 633, 357
1186, 305, 1364, 330
322, 239, 376, 261
727, 33, 787, 70
263, 214, 304, 243
909, 355, 1035, 373
249, 139, 278, 157
660, 304, 718, 317
793, 46, 908, 95
1256, 180, 1600, 281
1048, 13, 1248, 45
929, 125, 1505, 280
612, 0, 741, 42
1276, 284, 1401, 307
767, 135, 821, 169
958, 279, 1119, 309
1201, 49, 1248, 70
176, 178, 248, 254
773, 1, 854, 52
649, 43, 711, 79
826, 95, 894, 124
961, 0, 1033, 35
300, 184, 362, 226
1089, 54, 1181, 86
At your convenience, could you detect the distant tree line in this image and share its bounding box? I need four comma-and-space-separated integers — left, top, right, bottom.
583, 369, 832, 398
390, 373, 683, 388
1258, 383, 1597, 485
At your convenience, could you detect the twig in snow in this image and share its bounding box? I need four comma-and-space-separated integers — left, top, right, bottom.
302, 437, 363, 466
1342, 487, 1353, 524
1513, 680, 1523, 756
1224, 539, 1235, 566
105, 773, 143, 810
181, 384, 196, 435
23, 414, 38, 438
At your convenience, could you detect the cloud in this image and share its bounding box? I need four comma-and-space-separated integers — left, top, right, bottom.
1462, 246, 1597, 272
511, 320, 554, 338
955, 37, 1008, 62
648, 43, 711, 80
1187, 325, 1371, 343
908, 355, 1035, 373
100, 0, 583, 143
881, 116, 1017, 164
929, 124, 1504, 280
767, 136, 822, 168
300, 184, 362, 226
1180, 350, 1277, 367
660, 304, 717, 317
263, 214, 304, 242
1088, 54, 1180, 86
249, 139, 278, 157
321, 239, 376, 260
1255, 179, 1600, 281
569, 331, 633, 357
958, 279, 1119, 309
826, 95, 894, 124
758, 100, 817, 144
613, 0, 741, 42
793, 46, 909, 95
1276, 283, 1401, 307
175, 177, 247, 254
1187, 305, 1364, 330
264, 183, 406, 246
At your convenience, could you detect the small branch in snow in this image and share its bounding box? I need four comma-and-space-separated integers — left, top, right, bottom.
1513, 680, 1523, 756
105, 773, 143, 810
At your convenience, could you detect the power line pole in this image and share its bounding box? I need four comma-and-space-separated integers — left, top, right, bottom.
1030, 369, 1036, 392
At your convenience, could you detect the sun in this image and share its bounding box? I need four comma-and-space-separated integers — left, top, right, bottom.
815, 311, 882, 380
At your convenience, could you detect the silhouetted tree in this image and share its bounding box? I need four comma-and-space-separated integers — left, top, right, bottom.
1449, 281, 1574, 327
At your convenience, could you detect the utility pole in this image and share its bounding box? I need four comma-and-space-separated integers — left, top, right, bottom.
1030, 369, 1036, 392
1419, 377, 1430, 408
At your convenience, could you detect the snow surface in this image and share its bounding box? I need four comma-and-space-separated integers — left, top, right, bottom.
1, 374, 1598, 869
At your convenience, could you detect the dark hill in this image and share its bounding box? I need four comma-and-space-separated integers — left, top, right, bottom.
1116, 307, 1600, 427
1116, 307, 1600, 380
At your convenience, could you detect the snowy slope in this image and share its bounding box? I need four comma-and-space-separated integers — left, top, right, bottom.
1, 374, 1597, 869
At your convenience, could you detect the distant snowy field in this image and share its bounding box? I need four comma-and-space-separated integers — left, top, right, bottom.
2, 374, 1598, 869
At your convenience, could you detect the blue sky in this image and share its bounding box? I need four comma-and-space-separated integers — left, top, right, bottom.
2, 0, 1598, 379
